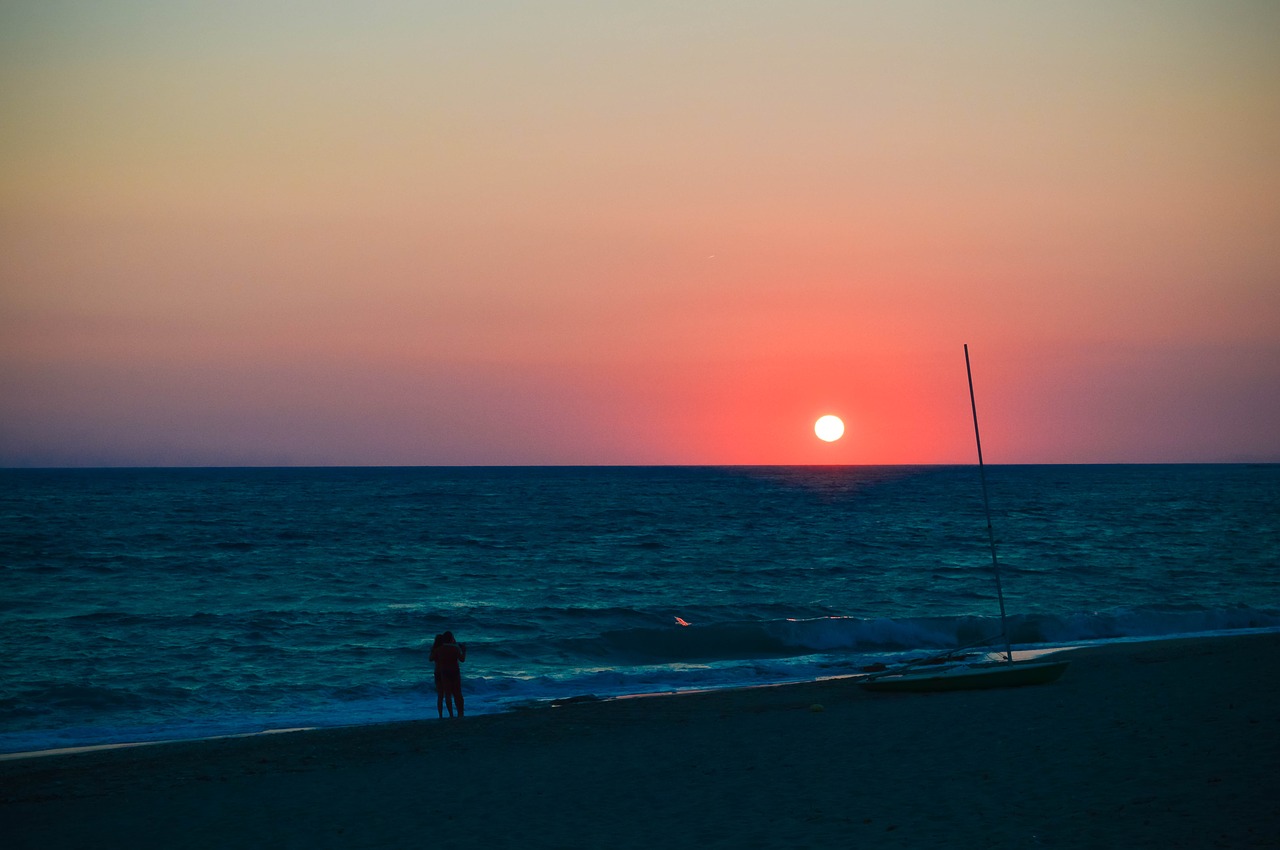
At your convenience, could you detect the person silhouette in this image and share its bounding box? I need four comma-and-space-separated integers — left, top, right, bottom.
429, 631, 467, 718
428, 633, 451, 718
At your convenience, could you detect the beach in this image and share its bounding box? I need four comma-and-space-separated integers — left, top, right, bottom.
4, 632, 1278, 849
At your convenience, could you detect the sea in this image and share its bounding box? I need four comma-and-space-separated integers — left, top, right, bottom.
2, 465, 1278, 755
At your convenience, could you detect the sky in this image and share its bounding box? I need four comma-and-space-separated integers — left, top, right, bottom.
2, 1, 1278, 466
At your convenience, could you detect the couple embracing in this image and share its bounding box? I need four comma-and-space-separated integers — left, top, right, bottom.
429, 631, 466, 718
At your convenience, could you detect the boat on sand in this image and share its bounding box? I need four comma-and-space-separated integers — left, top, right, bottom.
859, 656, 1069, 693
859, 345, 1070, 694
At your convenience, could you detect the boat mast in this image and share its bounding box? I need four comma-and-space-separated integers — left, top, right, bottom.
964, 344, 1013, 663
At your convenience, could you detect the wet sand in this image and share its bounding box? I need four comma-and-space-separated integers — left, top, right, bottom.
4, 632, 1279, 848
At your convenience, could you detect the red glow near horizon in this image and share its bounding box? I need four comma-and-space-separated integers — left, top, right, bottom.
1, 4, 1277, 467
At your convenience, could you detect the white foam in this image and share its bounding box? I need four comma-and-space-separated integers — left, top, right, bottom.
0, 726, 316, 762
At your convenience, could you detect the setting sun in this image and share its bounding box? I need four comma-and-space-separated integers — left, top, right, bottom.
814, 415, 845, 442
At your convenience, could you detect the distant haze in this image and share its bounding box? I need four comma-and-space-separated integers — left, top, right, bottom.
3, 2, 1278, 466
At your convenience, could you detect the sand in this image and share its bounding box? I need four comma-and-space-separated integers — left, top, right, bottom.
3, 632, 1279, 849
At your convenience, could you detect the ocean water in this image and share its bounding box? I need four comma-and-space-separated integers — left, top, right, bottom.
2, 465, 1278, 754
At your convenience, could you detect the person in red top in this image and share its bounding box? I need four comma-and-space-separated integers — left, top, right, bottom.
429, 631, 467, 718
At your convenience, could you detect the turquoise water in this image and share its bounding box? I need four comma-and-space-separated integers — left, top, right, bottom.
2, 465, 1278, 753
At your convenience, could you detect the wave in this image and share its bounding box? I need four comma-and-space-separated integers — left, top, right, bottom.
5, 604, 1278, 756
538, 604, 1280, 665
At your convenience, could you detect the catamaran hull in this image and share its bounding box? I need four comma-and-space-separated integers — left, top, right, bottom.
859, 659, 1070, 693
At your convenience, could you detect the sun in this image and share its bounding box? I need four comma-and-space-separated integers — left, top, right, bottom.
814, 414, 845, 442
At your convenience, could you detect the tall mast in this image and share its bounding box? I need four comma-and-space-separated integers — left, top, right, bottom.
965, 344, 1013, 663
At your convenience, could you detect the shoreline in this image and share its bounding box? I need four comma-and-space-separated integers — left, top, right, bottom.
3, 628, 1277, 763
0, 641, 1150, 762
4, 631, 1279, 848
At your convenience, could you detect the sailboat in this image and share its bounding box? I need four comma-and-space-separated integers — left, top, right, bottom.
859, 345, 1070, 693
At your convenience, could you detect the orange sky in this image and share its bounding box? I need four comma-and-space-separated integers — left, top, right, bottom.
2, 2, 1278, 465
